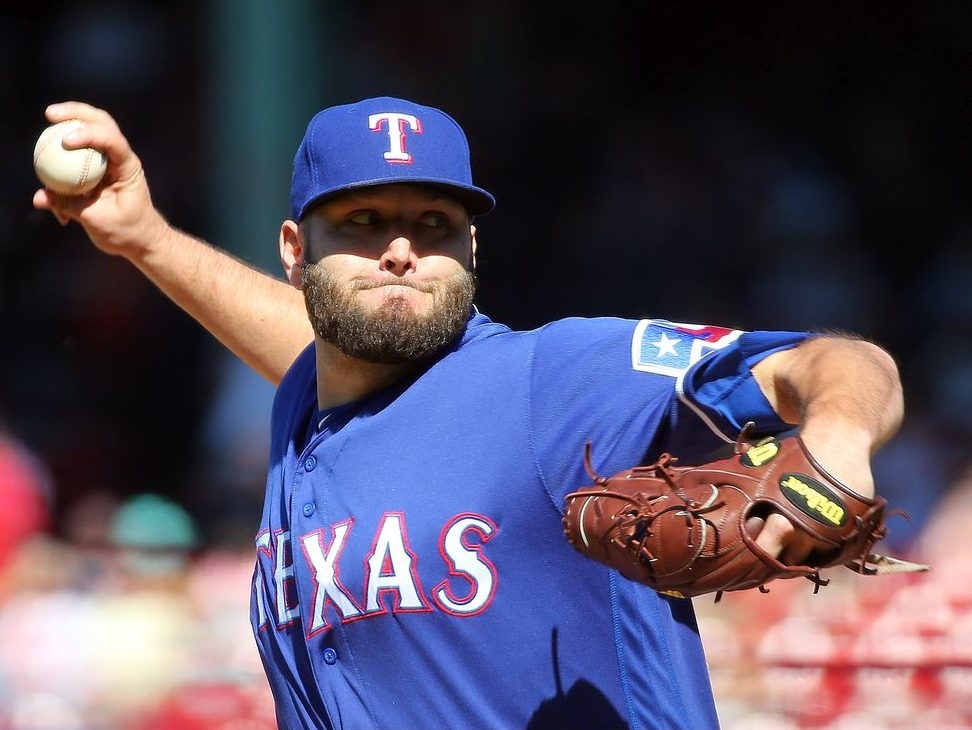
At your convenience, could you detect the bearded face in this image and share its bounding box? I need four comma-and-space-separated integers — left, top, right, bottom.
300, 261, 476, 364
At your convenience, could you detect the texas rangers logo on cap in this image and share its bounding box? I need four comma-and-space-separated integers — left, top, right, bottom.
369, 112, 421, 163
290, 96, 495, 221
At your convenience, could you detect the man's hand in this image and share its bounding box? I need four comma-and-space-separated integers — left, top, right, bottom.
32, 101, 168, 260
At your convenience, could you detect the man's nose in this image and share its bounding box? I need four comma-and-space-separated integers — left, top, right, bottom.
380, 236, 417, 273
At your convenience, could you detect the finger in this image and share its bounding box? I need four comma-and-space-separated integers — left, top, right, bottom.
752, 512, 793, 560
32, 188, 70, 223
32, 186, 96, 225
39, 104, 140, 183
44, 101, 116, 127
32, 188, 51, 211
754, 512, 825, 566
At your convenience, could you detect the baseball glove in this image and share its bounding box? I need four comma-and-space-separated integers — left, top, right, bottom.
562, 427, 928, 601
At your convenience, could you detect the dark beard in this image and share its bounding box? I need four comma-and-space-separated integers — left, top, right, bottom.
300, 263, 476, 364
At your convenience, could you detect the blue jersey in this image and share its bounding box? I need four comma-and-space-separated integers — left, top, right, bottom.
250, 311, 807, 729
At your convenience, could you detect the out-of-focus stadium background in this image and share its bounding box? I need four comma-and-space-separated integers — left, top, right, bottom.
1, 2, 970, 728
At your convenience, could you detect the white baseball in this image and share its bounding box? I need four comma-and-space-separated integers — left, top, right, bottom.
33, 119, 108, 196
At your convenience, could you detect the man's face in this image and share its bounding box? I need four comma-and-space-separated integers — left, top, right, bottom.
298, 184, 477, 364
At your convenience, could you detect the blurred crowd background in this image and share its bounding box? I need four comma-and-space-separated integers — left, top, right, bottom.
1, 2, 969, 728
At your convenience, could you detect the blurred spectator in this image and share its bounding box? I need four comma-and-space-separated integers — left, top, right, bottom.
85, 493, 203, 725
0, 418, 52, 578
108, 492, 199, 578
0, 492, 203, 728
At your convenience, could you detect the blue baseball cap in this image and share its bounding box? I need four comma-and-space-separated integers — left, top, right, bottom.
290, 96, 496, 221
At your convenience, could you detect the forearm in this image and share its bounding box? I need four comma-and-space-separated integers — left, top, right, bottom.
754, 334, 904, 495
32, 101, 315, 385
773, 336, 903, 446
130, 220, 313, 385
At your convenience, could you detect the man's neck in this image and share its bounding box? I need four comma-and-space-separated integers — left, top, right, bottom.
314, 339, 420, 410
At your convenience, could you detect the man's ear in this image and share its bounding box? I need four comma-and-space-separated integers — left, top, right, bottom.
470, 225, 478, 271
280, 219, 304, 288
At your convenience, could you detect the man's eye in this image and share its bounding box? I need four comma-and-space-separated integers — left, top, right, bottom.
348, 211, 378, 225
421, 213, 448, 228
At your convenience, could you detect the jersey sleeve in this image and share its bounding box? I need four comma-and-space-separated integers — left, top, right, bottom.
526, 318, 811, 505
668, 328, 810, 458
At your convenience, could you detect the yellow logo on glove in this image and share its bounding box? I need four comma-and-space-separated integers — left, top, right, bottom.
780, 474, 847, 527
740, 439, 780, 467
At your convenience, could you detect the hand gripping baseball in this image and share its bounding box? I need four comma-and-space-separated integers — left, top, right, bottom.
562, 428, 928, 601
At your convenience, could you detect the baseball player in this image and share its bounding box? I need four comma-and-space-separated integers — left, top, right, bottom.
34, 98, 905, 729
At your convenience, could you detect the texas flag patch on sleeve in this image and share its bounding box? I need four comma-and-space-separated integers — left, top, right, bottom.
631, 319, 743, 377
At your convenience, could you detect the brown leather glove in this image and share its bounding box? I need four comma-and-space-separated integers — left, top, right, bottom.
563, 429, 928, 601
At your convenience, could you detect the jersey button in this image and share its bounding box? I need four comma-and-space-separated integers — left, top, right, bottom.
323, 647, 338, 665
304, 455, 317, 471
302, 503, 315, 517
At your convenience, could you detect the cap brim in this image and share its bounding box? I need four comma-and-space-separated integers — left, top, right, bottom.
299, 179, 495, 220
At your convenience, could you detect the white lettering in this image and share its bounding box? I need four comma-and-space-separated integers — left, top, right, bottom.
302, 521, 363, 633
254, 530, 272, 630
369, 112, 421, 162
274, 530, 298, 627
365, 513, 429, 612
254, 512, 500, 632
434, 515, 497, 616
